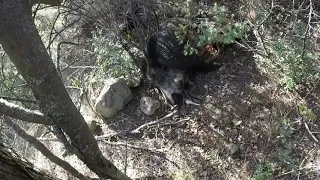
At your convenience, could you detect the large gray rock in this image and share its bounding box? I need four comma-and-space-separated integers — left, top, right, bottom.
94, 78, 132, 117
140, 96, 160, 116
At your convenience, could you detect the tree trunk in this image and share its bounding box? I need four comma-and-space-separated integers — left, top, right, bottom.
0, 0, 130, 179
0, 141, 55, 180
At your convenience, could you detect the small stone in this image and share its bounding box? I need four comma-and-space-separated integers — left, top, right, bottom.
140, 97, 160, 115
233, 120, 243, 126
227, 143, 241, 159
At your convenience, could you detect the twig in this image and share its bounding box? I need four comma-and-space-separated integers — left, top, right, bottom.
256, 0, 276, 27
60, 58, 84, 72
65, 86, 82, 90
102, 140, 167, 153
37, 137, 60, 141
274, 164, 314, 178
131, 110, 177, 134
66, 66, 99, 69
32, 3, 41, 20
56, 41, 80, 76
256, 29, 270, 57
95, 110, 178, 140
304, 122, 319, 144
285, 77, 320, 117
301, 0, 313, 57
185, 99, 200, 106
297, 147, 316, 179
47, 5, 62, 57
252, 0, 279, 57
150, 117, 190, 128
124, 138, 128, 175
50, 16, 82, 48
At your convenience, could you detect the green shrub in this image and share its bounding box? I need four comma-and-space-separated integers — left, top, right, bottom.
253, 5, 320, 89
173, 3, 250, 55
252, 163, 273, 180
91, 29, 142, 85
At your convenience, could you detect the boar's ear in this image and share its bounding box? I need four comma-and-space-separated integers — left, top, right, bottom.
147, 34, 158, 62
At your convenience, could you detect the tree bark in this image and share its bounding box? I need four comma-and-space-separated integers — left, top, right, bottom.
0, 0, 130, 179
0, 139, 56, 180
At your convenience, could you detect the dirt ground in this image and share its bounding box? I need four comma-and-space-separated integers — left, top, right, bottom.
75, 44, 319, 179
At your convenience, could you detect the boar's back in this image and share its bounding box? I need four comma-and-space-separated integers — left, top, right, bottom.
147, 20, 200, 71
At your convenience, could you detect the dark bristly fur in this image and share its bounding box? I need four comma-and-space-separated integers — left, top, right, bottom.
146, 19, 222, 105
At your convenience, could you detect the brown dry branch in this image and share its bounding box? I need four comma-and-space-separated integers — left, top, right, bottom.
3, 116, 89, 180
56, 41, 80, 76
301, 0, 313, 57
46, 5, 62, 57
30, 0, 63, 6
102, 141, 168, 154
304, 122, 320, 144
131, 110, 178, 134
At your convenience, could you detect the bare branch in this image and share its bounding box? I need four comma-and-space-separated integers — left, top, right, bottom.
47, 5, 62, 58
0, 96, 37, 104
301, 0, 313, 57
0, 98, 52, 125
30, 0, 63, 6
3, 117, 89, 180
102, 141, 167, 154
95, 110, 178, 140
304, 122, 320, 144
131, 110, 177, 134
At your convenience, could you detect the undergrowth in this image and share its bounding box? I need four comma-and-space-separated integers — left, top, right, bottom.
251, 3, 320, 89
90, 30, 142, 86
173, 2, 250, 55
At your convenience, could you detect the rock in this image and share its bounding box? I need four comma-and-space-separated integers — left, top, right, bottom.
89, 120, 103, 136
140, 97, 160, 115
227, 143, 241, 159
94, 78, 132, 117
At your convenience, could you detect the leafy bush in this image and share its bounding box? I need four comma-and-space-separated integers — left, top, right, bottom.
173, 3, 250, 55
276, 119, 294, 145
253, 5, 320, 89
274, 105, 315, 174
252, 163, 273, 180
91, 30, 142, 85
269, 34, 319, 89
